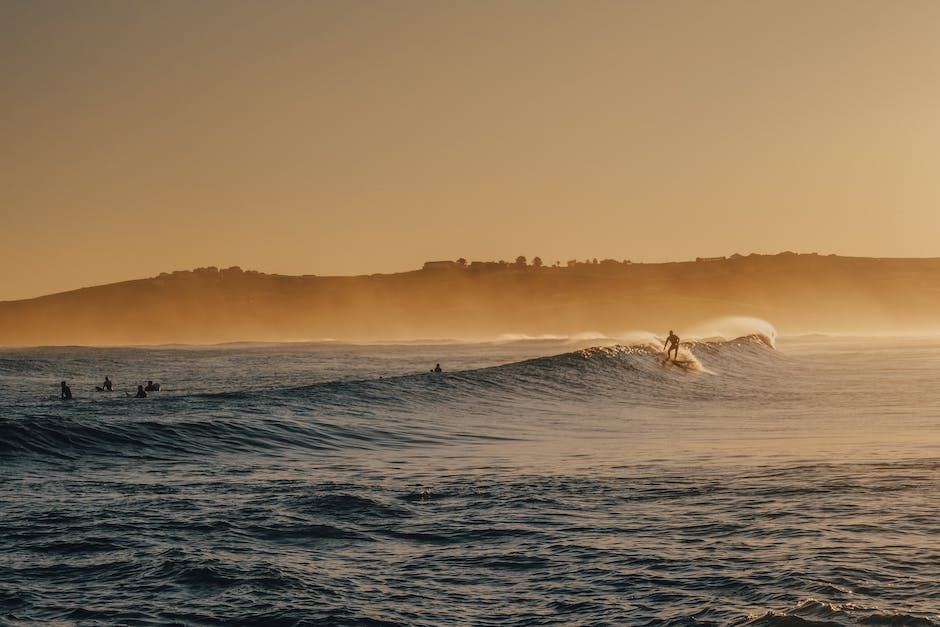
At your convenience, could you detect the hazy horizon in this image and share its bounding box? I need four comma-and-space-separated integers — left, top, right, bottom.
3, 253, 939, 347
6, 249, 940, 303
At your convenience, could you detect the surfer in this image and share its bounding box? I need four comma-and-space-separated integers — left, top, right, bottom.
432, 364, 442, 373
144, 380, 160, 392
101, 376, 113, 392
60, 381, 73, 400
135, 385, 147, 398
664, 330, 680, 361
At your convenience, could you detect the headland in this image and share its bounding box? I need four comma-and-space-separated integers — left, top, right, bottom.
3, 252, 939, 346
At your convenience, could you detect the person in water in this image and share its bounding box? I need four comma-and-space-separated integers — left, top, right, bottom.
60, 381, 72, 400
102, 376, 113, 391
144, 380, 160, 392
432, 364, 442, 373
135, 385, 147, 398
664, 330, 680, 361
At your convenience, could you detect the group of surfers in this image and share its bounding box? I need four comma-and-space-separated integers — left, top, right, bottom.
60, 377, 161, 399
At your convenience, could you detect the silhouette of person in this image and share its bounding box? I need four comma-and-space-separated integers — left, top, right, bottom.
664, 330, 680, 361
60, 381, 72, 400
144, 380, 159, 392
135, 385, 147, 398
432, 364, 442, 373
102, 376, 113, 391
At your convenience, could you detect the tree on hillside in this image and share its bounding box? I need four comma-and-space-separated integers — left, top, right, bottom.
515, 256, 527, 268
532, 256, 543, 268
456, 258, 467, 267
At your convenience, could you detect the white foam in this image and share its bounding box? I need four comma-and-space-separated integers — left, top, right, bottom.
681, 316, 778, 348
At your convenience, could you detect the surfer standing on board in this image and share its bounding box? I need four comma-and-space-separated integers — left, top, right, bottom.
664, 330, 680, 361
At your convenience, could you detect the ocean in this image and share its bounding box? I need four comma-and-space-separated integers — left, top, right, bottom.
2, 321, 939, 626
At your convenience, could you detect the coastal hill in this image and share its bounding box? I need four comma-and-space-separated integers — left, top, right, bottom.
2, 253, 939, 346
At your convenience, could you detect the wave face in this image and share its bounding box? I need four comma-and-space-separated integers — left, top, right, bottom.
3, 332, 940, 625
0, 333, 781, 460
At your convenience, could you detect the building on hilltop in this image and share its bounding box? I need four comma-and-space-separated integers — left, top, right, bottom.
422, 260, 462, 271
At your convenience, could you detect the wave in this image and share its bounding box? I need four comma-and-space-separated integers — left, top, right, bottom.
741, 599, 939, 626
250, 331, 780, 409
0, 334, 780, 461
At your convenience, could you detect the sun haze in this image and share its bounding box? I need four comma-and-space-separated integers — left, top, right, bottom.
2, 0, 939, 301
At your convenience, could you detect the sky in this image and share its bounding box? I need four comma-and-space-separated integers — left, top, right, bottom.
2, 0, 939, 301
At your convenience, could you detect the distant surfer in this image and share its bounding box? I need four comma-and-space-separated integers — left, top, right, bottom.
98, 376, 113, 392
664, 330, 680, 361
432, 364, 442, 373
144, 380, 160, 392
60, 381, 72, 400
135, 385, 147, 398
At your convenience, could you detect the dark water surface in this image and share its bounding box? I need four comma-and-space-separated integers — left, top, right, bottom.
3, 332, 940, 625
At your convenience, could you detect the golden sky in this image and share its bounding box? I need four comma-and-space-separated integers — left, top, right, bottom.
2, 0, 939, 301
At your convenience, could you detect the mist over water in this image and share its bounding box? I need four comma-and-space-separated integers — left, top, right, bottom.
2, 322, 940, 625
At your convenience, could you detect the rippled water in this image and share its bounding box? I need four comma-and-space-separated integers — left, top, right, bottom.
2, 333, 940, 625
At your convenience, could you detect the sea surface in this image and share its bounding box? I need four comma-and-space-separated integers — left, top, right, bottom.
2, 322, 940, 626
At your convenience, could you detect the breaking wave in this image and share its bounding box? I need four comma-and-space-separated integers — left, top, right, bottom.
0, 334, 780, 461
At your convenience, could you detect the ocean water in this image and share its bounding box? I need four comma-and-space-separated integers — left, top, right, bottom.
2, 325, 940, 626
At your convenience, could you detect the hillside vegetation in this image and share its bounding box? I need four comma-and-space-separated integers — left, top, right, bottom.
2, 253, 939, 346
